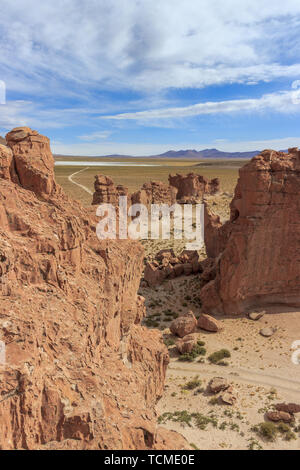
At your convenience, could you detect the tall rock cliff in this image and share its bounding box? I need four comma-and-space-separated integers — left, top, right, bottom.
201, 149, 300, 315
0, 127, 189, 450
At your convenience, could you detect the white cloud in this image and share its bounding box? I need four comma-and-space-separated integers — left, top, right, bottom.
79, 131, 112, 141
102, 90, 300, 120
1, 1, 300, 95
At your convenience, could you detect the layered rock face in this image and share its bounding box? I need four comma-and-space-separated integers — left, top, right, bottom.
92, 174, 129, 205
0, 127, 189, 450
169, 173, 219, 203
131, 181, 177, 209
201, 149, 300, 315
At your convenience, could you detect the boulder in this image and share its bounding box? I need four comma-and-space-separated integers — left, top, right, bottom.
144, 262, 166, 287
197, 313, 220, 332
275, 403, 300, 414
176, 334, 198, 354
266, 411, 294, 423
248, 311, 265, 321
170, 311, 197, 338
208, 377, 229, 394
221, 387, 237, 405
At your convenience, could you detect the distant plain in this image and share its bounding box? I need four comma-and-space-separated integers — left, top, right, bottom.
54, 157, 245, 206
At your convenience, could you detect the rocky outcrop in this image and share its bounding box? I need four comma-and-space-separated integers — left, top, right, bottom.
144, 250, 201, 287
201, 149, 300, 315
0, 136, 6, 145
0, 127, 187, 450
92, 174, 129, 205
131, 181, 177, 209
169, 173, 220, 203
6, 127, 57, 198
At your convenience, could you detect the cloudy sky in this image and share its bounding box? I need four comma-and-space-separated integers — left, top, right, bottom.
1, 0, 300, 155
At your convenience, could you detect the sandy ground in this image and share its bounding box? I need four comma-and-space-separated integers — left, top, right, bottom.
139, 271, 300, 450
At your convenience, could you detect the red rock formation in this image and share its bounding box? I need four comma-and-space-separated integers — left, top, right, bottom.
0, 127, 188, 450
0, 144, 14, 180
0, 136, 6, 145
169, 173, 220, 203
201, 149, 300, 315
131, 181, 177, 208
92, 174, 129, 205
6, 127, 57, 198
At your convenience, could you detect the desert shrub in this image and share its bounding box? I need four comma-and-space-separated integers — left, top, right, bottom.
192, 412, 218, 430
252, 422, 278, 441
277, 422, 296, 441
208, 349, 231, 364
178, 341, 206, 362
145, 318, 160, 328
182, 375, 201, 390
190, 443, 199, 450
164, 337, 175, 347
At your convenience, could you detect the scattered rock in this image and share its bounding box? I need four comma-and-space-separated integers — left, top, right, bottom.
260, 327, 276, 338
170, 311, 197, 338
208, 377, 229, 394
221, 387, 236, 405
248, 311, 265, 321
197, 313, 220, 332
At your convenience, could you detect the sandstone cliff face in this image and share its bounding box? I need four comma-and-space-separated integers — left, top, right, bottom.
131, 181, 177, 209
0, 127, 188, 450
169, 173, 219, 203
201, 149, 300, 315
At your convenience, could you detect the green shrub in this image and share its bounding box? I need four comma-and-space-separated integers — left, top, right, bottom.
182, 375, 201, 390
208, 349, 231, 364
252, 422, 278, 441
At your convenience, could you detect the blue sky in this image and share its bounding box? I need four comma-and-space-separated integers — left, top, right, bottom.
1, 0, 300, 155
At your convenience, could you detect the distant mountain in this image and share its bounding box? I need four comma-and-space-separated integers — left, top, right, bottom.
154, 148, 260, 159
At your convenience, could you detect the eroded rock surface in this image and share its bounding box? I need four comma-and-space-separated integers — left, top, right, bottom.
201, 149, 300, 314
0, 127, 187, 450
